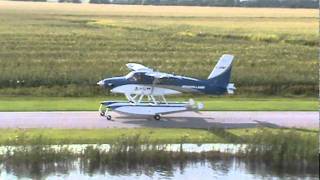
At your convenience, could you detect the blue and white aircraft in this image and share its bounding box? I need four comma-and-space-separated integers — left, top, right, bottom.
97, 54, 236, 120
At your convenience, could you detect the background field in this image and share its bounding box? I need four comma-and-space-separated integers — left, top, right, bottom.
0, 1, 317, 98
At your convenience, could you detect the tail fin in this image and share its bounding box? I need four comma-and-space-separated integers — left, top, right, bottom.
207, 54, 235, 90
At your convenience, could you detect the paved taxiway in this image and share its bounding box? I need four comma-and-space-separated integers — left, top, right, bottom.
0, 111, 317, 129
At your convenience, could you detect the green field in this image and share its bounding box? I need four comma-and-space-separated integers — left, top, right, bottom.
0, 128, 317, 145
0, 96, 316, 111
0, 1, 317, 97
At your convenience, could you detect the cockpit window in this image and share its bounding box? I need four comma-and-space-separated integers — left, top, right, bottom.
125, 72, 144, 82
125, 72, 135, 79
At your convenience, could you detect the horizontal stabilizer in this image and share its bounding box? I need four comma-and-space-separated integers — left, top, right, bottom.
227, 83, 236, 94
187, 99, 204, 110
197, 102, 204, 110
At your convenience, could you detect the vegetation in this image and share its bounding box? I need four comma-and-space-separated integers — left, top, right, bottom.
0, 96, 316, 111
0, 128, 317, 145
0, 2, 317, 97
80, 129, 318, 175
93, 128, 318, 170
0, 128, 242, 145
105, 0, 319, 9
0, 128, 318, 177
238, 0, 318, 8
11, 0, 319, 8
244, 128, 318, 168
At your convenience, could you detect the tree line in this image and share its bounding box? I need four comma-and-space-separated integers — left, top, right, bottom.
12, 0, 318, 8
89, 0, 318, 8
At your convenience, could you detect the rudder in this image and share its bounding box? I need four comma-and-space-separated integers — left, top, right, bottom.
207, 54, 234, 89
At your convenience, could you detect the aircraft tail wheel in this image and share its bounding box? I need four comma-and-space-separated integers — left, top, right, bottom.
106, 115, 112, 120
154, 114, 161, 121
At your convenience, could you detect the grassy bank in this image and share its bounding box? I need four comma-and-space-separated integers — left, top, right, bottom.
0, 128, 248, 145
0, 96, 316, 111
0, 1, 317, 96
1, 127, 318, 178
0, 128, 317, 145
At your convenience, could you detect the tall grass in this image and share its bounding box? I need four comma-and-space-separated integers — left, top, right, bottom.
0, 2, 317, 96
0, 128, 318, 176
243, 128, 318, 172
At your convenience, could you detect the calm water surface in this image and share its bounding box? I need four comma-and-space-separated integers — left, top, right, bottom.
0, 144, 317, 179
1, 158, 317, 180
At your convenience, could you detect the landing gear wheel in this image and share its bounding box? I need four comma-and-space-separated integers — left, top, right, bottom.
106, 115, 112, 120
100, 112, 105, 117
154, 114, 161, 121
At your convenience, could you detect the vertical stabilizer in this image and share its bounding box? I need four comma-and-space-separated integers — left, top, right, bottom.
207, 54, 235, 90
208, 54, 234, 79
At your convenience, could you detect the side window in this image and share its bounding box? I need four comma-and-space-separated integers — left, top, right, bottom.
136, 73, 142, 82
133, 75, 138, 81
160, 77, 170, 84
127, 72, 145, 82
128, 72, 140, 82
129, 76, 137, 82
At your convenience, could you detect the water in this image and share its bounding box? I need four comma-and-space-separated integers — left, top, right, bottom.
0, 158, 317, 180
0, 143, 246, 155
0, 144, 318, 180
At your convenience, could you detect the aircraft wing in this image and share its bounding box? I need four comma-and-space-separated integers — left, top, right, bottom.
145, 71, 181, 79
126, 63, 182, 79
126, 63, 152, 72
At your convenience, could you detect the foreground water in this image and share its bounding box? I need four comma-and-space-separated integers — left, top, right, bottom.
1, 158, 317, 180
0, 144, 318, 179
0, 143, 246, 155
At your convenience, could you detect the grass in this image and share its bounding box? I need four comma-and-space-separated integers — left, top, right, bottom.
1, 127, 318, 177
244, 128, 318, 165
0, 1, 317, 97
0, 96, 316, 111
0, 127, 317, 145
0, 128, 236, 145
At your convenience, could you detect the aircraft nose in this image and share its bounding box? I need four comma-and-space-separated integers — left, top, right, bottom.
97, 80, 104, 87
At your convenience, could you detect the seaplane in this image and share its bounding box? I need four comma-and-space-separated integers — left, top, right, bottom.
97, 54, 236, 120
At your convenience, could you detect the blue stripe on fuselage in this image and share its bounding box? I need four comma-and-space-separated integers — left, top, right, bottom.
102, 73, 228, 95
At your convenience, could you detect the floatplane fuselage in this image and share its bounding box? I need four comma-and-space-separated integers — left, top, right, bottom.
97, 54, 236, 120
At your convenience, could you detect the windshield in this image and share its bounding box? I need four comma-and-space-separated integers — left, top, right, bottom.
125, 71, 135, 79
125, 71, 145, 82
